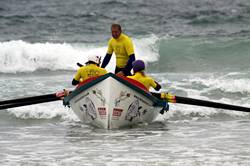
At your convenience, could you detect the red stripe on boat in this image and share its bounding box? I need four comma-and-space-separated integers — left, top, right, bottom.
118, 76, 148, 92
76, 75, 148, 92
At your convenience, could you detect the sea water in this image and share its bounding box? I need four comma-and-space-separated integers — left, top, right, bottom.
1, 0, 250, 165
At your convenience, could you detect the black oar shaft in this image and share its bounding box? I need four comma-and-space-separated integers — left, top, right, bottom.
175, 96, 250, 112
0, 93, 56, 105
0, 96, 61, 110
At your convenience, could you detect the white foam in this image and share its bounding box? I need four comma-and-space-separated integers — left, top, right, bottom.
0, 40, 106, 73
133, 34, 159, 62
7, 101, 79, 121
188, 73, 250, 94
154, 72, 250, 118
0, 36, 160, 73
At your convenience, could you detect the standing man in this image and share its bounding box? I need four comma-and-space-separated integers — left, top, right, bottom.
101, 24, 135, 76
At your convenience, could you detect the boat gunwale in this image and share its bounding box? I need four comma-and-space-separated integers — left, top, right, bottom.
63, 73, 167, 108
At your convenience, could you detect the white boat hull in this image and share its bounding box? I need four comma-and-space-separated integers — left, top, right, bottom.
64, 73, 168, 129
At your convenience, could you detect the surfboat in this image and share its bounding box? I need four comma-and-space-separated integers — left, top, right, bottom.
63, 73, 168, 129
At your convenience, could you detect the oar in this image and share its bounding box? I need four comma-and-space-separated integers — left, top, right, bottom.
0, 93, 59, 105
164, 93, 250, 112
0, 91, 67, 110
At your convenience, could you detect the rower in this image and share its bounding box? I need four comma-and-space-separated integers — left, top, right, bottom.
127, 60, 161, 91
127, 60, 175, 102
72, 55, 108, 86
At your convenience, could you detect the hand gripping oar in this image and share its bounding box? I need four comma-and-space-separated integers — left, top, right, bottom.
0, 90, 68, 110
162, 93, 250, 113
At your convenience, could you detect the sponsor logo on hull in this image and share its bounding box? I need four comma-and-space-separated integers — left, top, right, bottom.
98, 107, 107, 119
112, 108, 123, 120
